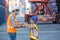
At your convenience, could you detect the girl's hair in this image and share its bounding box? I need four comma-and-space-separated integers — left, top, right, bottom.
28, 17, 36, 24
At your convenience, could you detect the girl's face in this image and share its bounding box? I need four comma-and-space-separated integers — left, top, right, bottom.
30, 19, 35, 24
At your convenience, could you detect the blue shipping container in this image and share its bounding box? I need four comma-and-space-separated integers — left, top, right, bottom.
0, 5, 5, 25
0, 0, 5, 6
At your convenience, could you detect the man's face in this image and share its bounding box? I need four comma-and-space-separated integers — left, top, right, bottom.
14, 11, 19, 15
13, 10, 19, 15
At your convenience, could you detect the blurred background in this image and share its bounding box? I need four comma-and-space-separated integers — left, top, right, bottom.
0, 0, 60, 40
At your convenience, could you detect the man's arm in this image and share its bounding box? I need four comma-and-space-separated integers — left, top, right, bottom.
11, 16, 21, 28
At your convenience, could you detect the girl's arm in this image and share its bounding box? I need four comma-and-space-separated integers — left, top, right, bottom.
23, 23, 34, 28
35, 24, 39, 34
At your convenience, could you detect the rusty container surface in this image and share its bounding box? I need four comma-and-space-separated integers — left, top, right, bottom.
29, 0, 50, 2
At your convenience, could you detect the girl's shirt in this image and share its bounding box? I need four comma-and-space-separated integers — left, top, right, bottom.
30, 23, 39, 39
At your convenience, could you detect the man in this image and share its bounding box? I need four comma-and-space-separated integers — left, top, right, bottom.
7, 6, 20, 40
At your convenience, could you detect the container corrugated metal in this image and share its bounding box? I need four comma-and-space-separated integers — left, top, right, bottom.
0, 6, 5, 25
0, 2, 5, 25
0, 0, 5, 6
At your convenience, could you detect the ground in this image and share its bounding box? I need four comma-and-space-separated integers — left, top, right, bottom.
0, 23, 60, 40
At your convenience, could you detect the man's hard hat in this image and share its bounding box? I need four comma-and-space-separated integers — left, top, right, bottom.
12, 5, 19, 11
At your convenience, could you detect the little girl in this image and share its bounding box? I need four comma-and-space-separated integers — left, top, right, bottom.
23, 18, 39, 40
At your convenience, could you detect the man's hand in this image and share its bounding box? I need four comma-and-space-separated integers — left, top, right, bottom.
14, 22, 22, 28
19, 22, 26, 28
14, 25, 20, 28
22, 22, 26, 28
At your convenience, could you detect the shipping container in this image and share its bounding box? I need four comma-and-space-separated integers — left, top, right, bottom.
0, 5, 5, 25
0, 0, 8, 25
25, 0, 59, 23
0, 0, 5, 6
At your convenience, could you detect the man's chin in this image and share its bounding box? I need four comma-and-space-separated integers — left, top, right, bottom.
15, 14, 18, 15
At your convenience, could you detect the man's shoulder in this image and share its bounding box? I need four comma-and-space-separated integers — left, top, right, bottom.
9, 13, 14, 17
